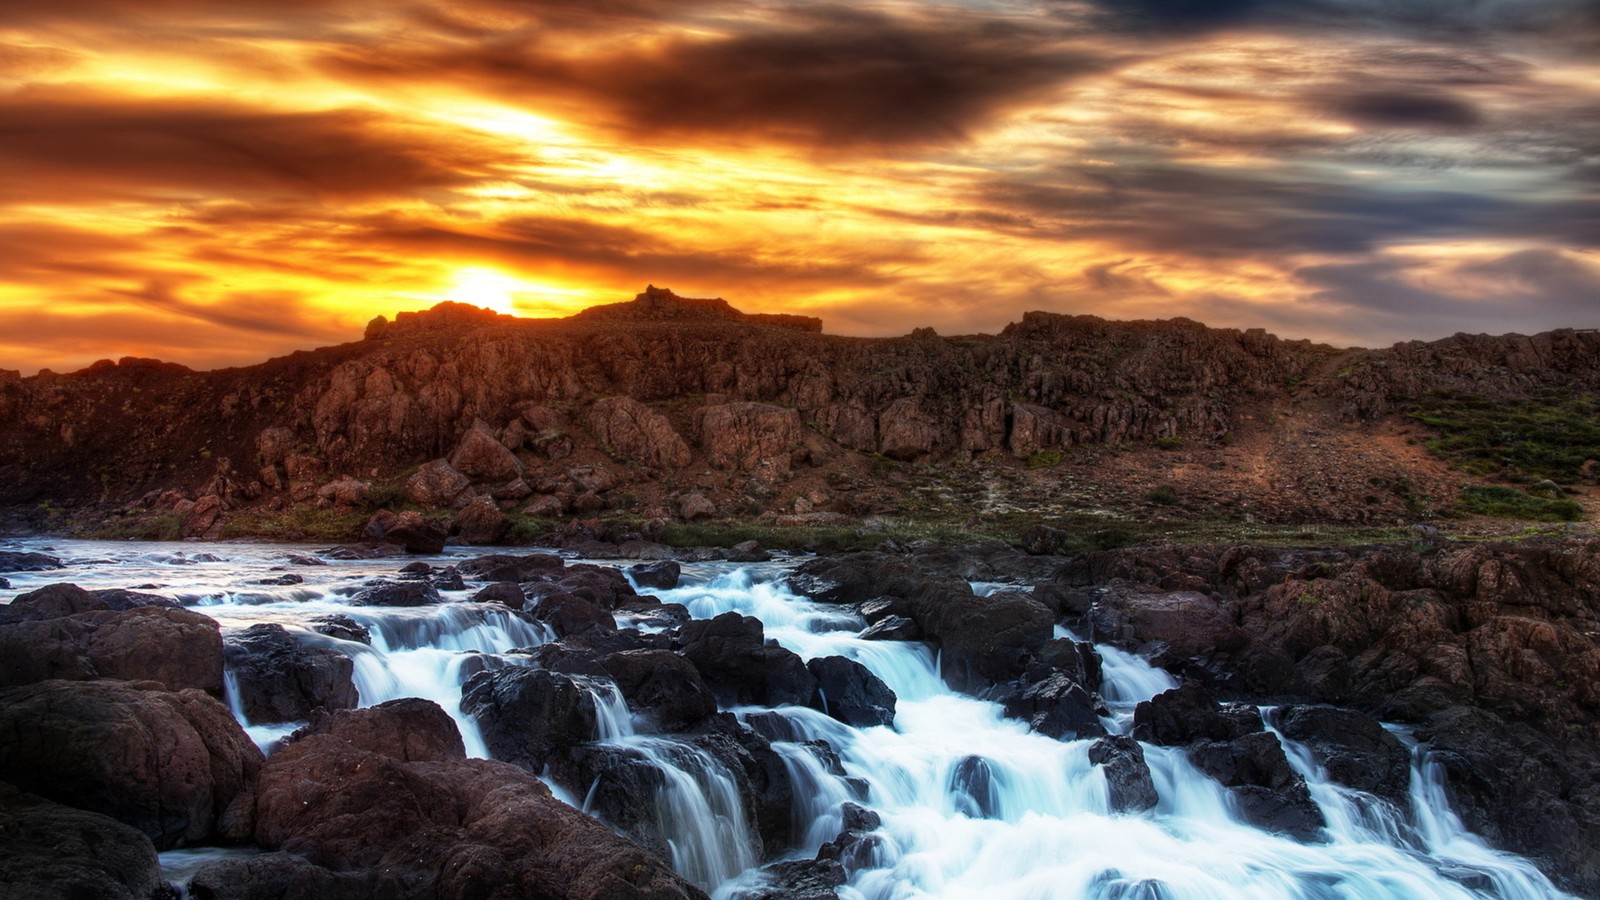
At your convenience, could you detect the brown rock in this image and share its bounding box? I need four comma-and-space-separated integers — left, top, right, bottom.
314, 476, 371, 508
253, 700, 703, 900
523, 493, 568, 518
0, 783, 167, 900
449, 419, 522, 481
590, 396, 693, 468
0, 679, 263, 849
678, 492, 716, 521
181, 494, 226, 539
405, 459, 470, 507
877, 397, 939, 461
452, 494, 511, 544
694, 402, 802, 473
0, 584, 224, 694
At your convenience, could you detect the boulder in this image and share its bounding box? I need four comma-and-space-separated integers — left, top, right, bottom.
1274, 705, 1411, 805
449, 420, 522, 481
351, 580, 440, 607
1186, 731, 1325, 840
180, 494, 226, 539
877, 397, 939, 461
807, 656, 896, 727
1002, 671, 1106, 740
365, 509, 449, 554
949, 755, 1001, 819
694, 402, 803, 473
601, 649, 718, 731
590, 396, 694, 468
0, 679, 262, 849
223, 623, 359, 724
188, 852, 381, 900
749, 859, 846, 900
527, 589, 616, 637
1020, 524, 1072, 556
0, 782, 167, 900
404, 459, 470, 507
1132, 682, 1263, 745
253, 700, 703, 900
306, 613, 370, 645
910, 583, 1054, 691
677, 612, 817, 707
787, 553, 923, 606
523, 493, 567, 518
859, 614, 919, 641
1088, 735, 1158, 813
0, 549, 62, 572
629, 560, 681, 590
727, 540, 771, 563
461, 667, 608, 771
0, 585, 223, 694
451, 495, 510, 545
677, 492, 716, 521
471, 582, 526, 609
314, 477, 371, 508
458, 552, 565, 582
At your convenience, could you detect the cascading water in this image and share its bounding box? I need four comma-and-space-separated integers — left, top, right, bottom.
0, 539, 1577, 899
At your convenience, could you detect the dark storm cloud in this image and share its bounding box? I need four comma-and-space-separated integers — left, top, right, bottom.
1295, 249, 1600, 342
1328, 90, 1484, 131
327, 6, 1110, 148
360, 214, 916, 291
968, 164, 1586, 259
0, 90, 519, 204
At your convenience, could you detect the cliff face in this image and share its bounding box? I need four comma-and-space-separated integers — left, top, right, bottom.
2, 288, 1598, 531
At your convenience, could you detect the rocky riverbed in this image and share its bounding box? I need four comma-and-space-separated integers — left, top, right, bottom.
1, 535, 1595, 899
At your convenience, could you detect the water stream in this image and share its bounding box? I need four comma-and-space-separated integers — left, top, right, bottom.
0, 539, 1574, 899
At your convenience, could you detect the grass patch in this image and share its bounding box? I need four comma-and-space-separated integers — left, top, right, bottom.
1456, 485, 1582, 522
1408, 390, 1600, 484
1027, 450, 1065, 470
82, 511, 184, 541
1154, 436, 1184, 451
220, 505, 374, 541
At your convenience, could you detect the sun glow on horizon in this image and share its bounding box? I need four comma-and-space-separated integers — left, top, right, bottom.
438, 267, 595, 319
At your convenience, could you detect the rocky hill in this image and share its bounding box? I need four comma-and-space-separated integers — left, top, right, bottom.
2, 286, 1598, 540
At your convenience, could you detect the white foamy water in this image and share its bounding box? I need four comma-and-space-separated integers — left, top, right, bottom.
1, 538, 1575, 899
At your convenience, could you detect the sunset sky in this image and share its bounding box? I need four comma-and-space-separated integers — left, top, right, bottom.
1, 0, 1596, 373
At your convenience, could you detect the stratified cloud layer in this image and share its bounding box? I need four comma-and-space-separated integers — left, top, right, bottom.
0, 0, 1595, 372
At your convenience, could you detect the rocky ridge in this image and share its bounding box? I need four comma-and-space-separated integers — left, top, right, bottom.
3, 287, 1598, 537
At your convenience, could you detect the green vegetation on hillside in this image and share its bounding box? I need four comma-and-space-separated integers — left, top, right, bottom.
1409, 390, 1600, 484
1456, 485, 1582, 522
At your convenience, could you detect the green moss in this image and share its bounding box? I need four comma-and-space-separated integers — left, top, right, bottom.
1456, 485, 1582, 522
219, 505, 373, 541
1154, 436, 1184, 451
1409, 390, 1600, 484
1027, 450, 1064, 469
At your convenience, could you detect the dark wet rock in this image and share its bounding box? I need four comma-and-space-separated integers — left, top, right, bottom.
949, 755, 1001, 819
0, 584, 223, 694
255, 573, 303, 586
1002, 671, 1106, 740
1417, 705, 1600, 897
548, 744, 673, 859
1132, 682, 1263, 745
471, 581, 526, 608
909, 582, 1054, 692
253, 700, 703, 900
0, 782, 167, 900
89, 588, 183, 611
629, 559, 681, 590
305, 613, 370, 645
748, 859, 846, 900
0, 550, 63, 572
0, 679, 262, 849
430, 568, 466, 591
223, 623, 359, 724
728, 540, 771, 563
1187, 731, 1325, 841
188, 851, 381, 900
807, 655, 896, 728
859, 614, 919, 641
550, 564, 638, 611
1027, 638, 1104, 694
526, 589, 616, 637
286, 554, 326, 566
1088, 735, 1159, 813
600, 649, 717, 732
451, 495, 511, 545
677, 612, 817, 707
743, 711, 805, 743
350, 580, 440, 607
787, 553, 922, 605
856, 597, 908, 624
0, 576, 8, 589
620, 600, 692, 630
461, 667, 606, 771
1274, 705, 1411, 805
290, 697, 466, 763
458, 552, 567, 583
1020, 524, 1071, 556
321, 543, 404, 561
